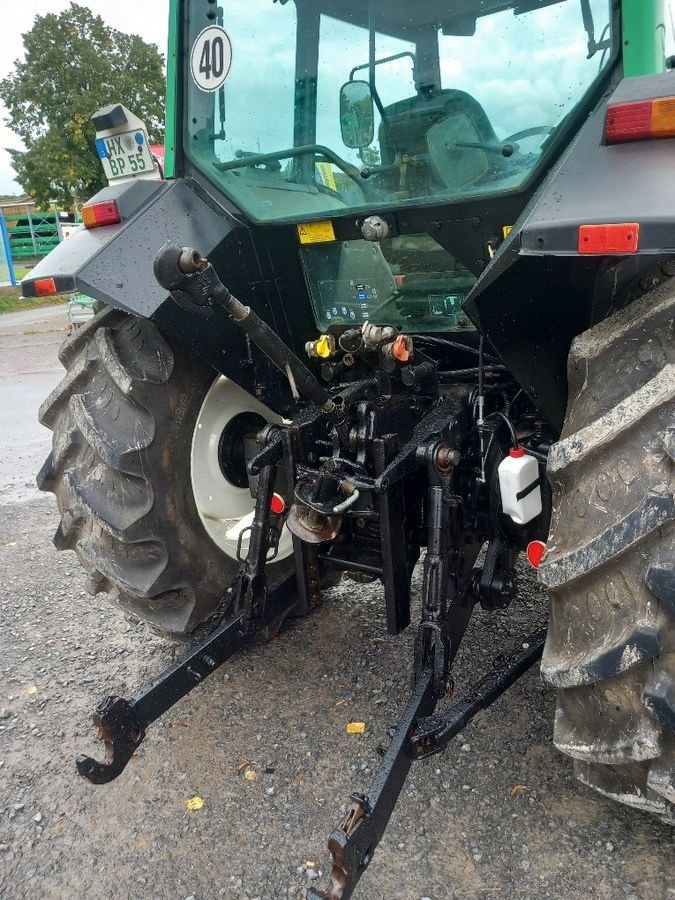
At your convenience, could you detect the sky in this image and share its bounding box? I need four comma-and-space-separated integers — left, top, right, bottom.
0, 1, 169, 195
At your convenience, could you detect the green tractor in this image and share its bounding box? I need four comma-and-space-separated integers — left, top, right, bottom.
24, 0, 674, 893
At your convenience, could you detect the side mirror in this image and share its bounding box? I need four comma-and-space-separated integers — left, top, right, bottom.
339, 80, 375, 149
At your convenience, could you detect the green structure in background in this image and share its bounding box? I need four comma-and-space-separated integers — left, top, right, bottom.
0, 217, 16, 286
3, 208, 63, 260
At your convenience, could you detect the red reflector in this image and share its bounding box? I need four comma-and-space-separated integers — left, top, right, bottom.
33, 278, 58, 296
82, 200, 121, 228
270, 493, 285, 514
526, 540, 546, 569
605, 100, 653, 142
578, 223, 639, 254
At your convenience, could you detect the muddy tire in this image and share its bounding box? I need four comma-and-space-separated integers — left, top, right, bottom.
540, 278, 675, 824
38, 307, 289, 634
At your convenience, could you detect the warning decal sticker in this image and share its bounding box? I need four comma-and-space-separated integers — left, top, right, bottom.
297, 221, 336, 244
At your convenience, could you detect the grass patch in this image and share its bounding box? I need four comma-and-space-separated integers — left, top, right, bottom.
0, 287, 68, 314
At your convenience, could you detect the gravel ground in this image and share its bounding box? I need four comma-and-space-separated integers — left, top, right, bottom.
0, 496, 673, 900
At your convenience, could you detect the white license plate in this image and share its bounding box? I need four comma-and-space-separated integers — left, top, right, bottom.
95, 129, 155, 180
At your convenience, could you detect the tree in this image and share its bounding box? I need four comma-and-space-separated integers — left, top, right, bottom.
0, 3, 165, 209
360, 145, 381, 167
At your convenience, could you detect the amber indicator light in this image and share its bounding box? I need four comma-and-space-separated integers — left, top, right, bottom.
82, 200, 121, 229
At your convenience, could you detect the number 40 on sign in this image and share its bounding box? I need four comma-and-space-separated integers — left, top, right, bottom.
190, 25, 233, 93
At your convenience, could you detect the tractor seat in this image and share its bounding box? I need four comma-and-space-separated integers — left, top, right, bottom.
378, 89, 505, 193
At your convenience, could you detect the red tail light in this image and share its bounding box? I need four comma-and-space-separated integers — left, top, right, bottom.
82, 200, 121, 229
606, 97, 675, 143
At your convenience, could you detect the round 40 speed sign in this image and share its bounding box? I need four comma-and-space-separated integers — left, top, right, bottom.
190, 26, 233, 92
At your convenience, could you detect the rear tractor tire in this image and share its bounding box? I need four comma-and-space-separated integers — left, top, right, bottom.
38, 307, 293, 634
540, 277, 675, 824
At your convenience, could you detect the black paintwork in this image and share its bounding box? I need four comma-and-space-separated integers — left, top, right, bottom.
20, 170, 540, 415
37, 21, 675, 890
91, 104, 129, 132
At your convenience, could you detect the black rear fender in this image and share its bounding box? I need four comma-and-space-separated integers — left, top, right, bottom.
21, 179, 289, 411
466, 72, 675, 431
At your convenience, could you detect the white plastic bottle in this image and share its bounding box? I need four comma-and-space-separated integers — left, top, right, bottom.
497, 447, 542, 525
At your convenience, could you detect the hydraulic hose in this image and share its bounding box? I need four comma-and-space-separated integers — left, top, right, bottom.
153, 242, 333, 411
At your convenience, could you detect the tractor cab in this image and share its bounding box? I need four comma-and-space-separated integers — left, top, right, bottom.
184, 0, 613, 331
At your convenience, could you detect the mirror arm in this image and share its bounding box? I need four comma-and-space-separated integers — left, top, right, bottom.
366, 3, 391, 139
348, 51, 416, 83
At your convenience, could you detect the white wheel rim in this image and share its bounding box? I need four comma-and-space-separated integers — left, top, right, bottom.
190, 376, 294, 562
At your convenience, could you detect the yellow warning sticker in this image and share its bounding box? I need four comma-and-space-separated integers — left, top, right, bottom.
502, 225, 514, 238
297, 221, 336, 244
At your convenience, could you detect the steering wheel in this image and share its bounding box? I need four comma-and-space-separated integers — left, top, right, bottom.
500, 126, 554, 154
501, 126, 554, 144
443, 126, 554, 159
214, 144, 373, 197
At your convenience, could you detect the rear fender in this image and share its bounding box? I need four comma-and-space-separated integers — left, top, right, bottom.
466, 72, 675, 431
21, 179, 284, 410
23, 178, 165, 301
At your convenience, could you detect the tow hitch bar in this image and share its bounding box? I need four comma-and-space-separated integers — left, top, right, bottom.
308, 628, 545, 900
76, 575, 298, 784
77, 609, 544, 895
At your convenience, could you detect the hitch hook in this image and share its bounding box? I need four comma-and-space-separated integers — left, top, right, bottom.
75, 696, 144, 785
